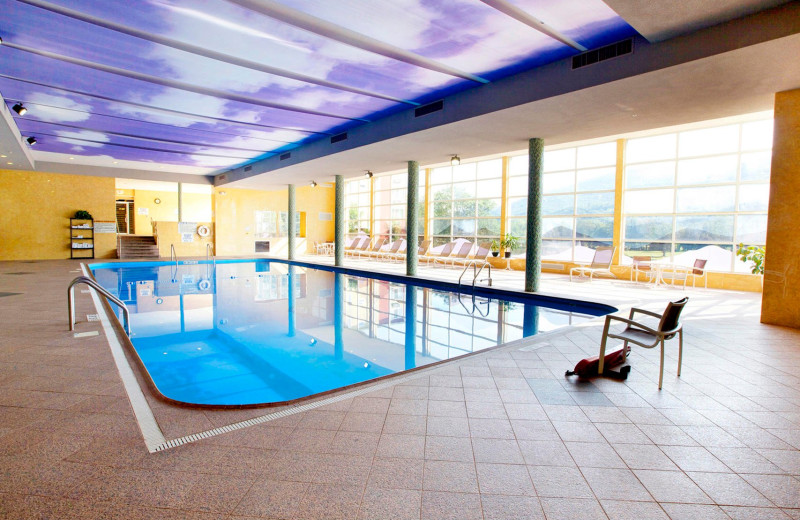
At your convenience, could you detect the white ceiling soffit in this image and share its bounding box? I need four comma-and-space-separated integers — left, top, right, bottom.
221, 3, 800, 190
115, 178, 213, 193
603, 0, 793, 42
0, 94, 34, 170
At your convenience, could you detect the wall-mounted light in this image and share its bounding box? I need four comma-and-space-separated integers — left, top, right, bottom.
12, 103, 27, 116
450, 155, 461, 166
26, 136, 37, 146
310, 180, 318, 187
218, 191, 226, 196
364, 170, 373, 178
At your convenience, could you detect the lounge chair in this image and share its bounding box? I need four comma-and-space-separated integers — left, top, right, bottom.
451, 242, 491, 268
377, 239, 404, 261
421, 241, 456, 265
355, 237, 386, 259
570, 246, 616, 281
598, 297, 688, 389
345, 236, 370, 257
630, 255, 654, 283
383, 239, 408, 261
435, 241, 473, 267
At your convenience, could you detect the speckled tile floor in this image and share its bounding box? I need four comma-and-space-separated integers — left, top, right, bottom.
1, 257, 799, 519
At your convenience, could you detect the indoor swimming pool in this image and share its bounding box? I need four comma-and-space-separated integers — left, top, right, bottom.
89, 259, 615, 406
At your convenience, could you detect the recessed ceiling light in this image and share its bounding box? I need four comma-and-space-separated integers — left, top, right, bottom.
113, 161, 119, 164
69, 157, 74, 160
0, 154, 6, 158
7, 162, 13, 165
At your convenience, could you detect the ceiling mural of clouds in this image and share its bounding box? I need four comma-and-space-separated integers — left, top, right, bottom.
1, 0, 636, 173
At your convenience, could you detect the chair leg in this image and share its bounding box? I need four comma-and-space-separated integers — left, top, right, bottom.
622, 340, 628, 362
677, 329, 683, 377
658, 339, 665, 390
598, 318, 611, 374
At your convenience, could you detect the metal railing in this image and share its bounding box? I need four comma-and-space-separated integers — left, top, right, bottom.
206, 243, 214, 264
458, 260, 492, 288
170, 243, 177, 266
68, 276, 130, 334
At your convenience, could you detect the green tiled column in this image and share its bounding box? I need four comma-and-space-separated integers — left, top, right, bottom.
335, 175, 345, 267
406, 161, 419, 276
287, 184, 296, 260
525, 138, 544, 292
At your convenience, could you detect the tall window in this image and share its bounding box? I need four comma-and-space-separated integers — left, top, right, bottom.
373, 173, 424, 244
345, 178, 371, 240
429, 159, 502, 248
623, 120, 771, 272
508, 142, 617, 261
255, 210, 301, 238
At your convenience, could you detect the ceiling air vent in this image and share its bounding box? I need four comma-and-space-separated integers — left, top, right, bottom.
415, 100, 444, 117
330, 132, 348, 144
280, 152, 291, 161
572, 38, 633, 69
244, 165, 252, 172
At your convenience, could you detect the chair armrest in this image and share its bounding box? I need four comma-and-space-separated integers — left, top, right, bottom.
629, 307, 662, 319
605, 315, 660, 335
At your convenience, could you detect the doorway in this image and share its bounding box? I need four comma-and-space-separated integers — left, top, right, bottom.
116, 200, 135, 234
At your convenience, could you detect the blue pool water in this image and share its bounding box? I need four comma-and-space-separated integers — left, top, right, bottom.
90, 259, 615, 406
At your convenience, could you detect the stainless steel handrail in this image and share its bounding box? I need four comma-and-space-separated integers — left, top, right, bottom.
458, 260, 492, 288
206, 243, 214, 264
170, 244, 177, 266
68, 276, 130, 334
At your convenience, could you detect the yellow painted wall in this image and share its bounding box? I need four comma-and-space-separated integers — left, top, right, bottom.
214, 185, 334, 257
762, 89, 800, 328
153, 221, 214, 258
132, 190, 212, 235
0, 169, 116, 260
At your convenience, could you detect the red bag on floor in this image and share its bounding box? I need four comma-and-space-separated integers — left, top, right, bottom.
565, 346, 631, 380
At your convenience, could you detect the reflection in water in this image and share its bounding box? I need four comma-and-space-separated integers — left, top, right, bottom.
91, 260, 607, 405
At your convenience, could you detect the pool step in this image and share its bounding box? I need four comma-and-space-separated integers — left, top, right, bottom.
118, 235, 160, 259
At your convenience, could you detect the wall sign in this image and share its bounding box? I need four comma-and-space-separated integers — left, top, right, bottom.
94, 221, 117, 234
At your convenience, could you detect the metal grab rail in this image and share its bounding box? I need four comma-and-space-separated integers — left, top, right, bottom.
170, 244, 177, 266
206, 243, 214, 264
68, 276, 130, 334
458, 260, 492, 288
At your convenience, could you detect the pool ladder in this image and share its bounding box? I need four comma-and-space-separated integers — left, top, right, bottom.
458, 260, 492, 288
68, 276, 130, 334
457, 260, 492, 317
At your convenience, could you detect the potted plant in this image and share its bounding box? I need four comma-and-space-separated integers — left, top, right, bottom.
500, 233, 519, 259
490, 240, 500, 257
736, 243, 765, 275
74, 210, 93, 220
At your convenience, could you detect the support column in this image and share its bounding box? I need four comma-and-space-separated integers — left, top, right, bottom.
335, 175, 345, 267
334, 272, 344, 358
287, 184, 296, 260
612, 139, 625, 267
287, 265, 296, 337
406, 161, 419, 276
404, 286, 417, 369
762, 89, 800, 328
177, 182, 183, 222
525, 138, 544, 292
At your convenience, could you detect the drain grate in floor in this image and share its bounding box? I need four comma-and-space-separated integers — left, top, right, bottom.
0, 292, 22, 298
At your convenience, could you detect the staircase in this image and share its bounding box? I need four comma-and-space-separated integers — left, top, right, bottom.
117, 235, 160, 259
